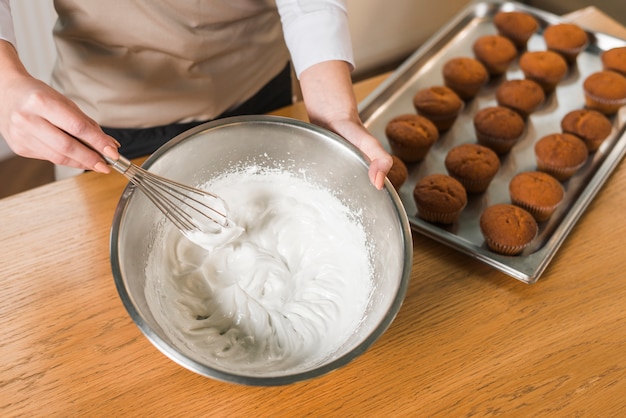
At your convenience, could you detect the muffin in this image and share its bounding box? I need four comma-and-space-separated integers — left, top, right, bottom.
387, 155, 409, 189
413, 86, 464, 132
519, 50, 568, 94
480, 203, 538, 255
495, 78, 545, 119
473, 106, 526, 154
509, 171, 565, 222
561, 109, 613, 152
601, 46, 626, 77
534, 133, 588, 181
582, 70, 626, 116
493, 11, 539, 49
413, 174, 467, 224
442, 57, 489, 100
472, 34, 518, 76
385, 114, 439, 163
543, 23, 589, 65
444, 143, 500, 193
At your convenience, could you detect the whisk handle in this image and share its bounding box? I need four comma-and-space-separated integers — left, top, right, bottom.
104, 155, 132, 175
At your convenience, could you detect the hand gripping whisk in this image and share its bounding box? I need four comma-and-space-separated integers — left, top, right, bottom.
105, 154, 233, 237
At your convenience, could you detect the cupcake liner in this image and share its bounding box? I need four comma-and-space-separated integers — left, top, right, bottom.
476, 133, 518, 155
536, 159, 585, 181
417, 112, 460, 132
417, 204, 466, 225
549, 43, 588, 64
510, 198, 560, 222
451, 175, 493, 194
484, 236, 532, 256
583, 91, 626, 116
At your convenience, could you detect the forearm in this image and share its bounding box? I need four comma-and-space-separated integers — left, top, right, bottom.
299, 60, 392, 190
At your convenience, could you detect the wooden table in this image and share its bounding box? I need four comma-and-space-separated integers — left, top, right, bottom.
2, 29, 626, 418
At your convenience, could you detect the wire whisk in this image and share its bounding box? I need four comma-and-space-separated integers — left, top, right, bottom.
107, 154, 233, 237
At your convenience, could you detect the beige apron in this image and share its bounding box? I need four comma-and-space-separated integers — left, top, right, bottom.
51, 0, 290, 127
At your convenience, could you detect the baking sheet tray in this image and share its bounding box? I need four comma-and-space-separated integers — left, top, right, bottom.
359, 1, 626, 283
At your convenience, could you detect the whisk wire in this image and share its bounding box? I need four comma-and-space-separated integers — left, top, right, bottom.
111, 155, 231, 236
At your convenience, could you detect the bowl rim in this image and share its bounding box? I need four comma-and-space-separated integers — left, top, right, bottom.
110, 114, 413, 386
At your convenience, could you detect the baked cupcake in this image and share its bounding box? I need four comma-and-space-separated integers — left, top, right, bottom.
543, 23, 589, 65
442, 57, 489, 100
472, 34, 518, 76
444, 143, 500, 193
413, 174, 467, 224
561, 109, 613, 152
495, 78, 545, 119
412, 86, 464, 132
602, 46, 626, 77
493, 11, 539, 49
519, 50, 568, 94
583, 71, 626, 116
473, 106, 526, 154
480, 203, 538, 255
387, 155, 409, 189
509, 171, 565, 222
534, 133, 588, 181
385, 114, 439, 163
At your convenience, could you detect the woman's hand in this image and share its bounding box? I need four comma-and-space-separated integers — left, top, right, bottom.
299, 60, 392, 190
0, 41, 119, 173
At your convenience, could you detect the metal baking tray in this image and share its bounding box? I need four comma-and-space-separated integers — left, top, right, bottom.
359, 1, 626, 283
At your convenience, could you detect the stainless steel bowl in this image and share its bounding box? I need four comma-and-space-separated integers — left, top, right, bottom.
110, 115, 412, 385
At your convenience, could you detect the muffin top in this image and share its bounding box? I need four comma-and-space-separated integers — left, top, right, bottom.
472, 35, 518, 74
493, 11, 538, 46
387, 155, 409, 189
480, 204, 538, 249
442, 57, 489, 86
583, 71, 626, 103
495, 78, 545, 117
602, 46, 626, 76
534, 133, 588, 168
413, 86, 463, 115
544, 23, 589, 53
473, 106, 525, 140
413, 174, 467, 213
509, 171, 564, 208
519, 50, 568, 80
445, 143, 500, 181
385, 114, 439, 147
561, 109, 613, 151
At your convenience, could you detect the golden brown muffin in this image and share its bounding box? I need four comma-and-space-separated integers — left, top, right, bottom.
387, 155, 409, 190
444, 143, 500, 193
493, 11, 539, 49
561, 109, 613, 152
442, 57, 489, 100
509, 171, 565, 222
480, 203, 538, 255
495, 78, 545, 119
412, 86, 464, 132
473, 106, 526, 154
534, 133, 588, 181
385, 114, 439, 163
601, 47, 626, 77
583, 70, 626, 116
472, 34, 518, 76
543, 23, 589, 65
519, 50, 568, 94
413, 174, 467, 224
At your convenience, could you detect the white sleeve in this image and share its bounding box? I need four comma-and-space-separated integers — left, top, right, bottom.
0, 0, 16, 46
276, 0, 355, 78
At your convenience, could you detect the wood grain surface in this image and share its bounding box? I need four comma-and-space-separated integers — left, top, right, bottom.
2, 46, 626, 418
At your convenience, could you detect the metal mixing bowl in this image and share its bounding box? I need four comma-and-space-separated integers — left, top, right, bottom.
110, 115, 412, 385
